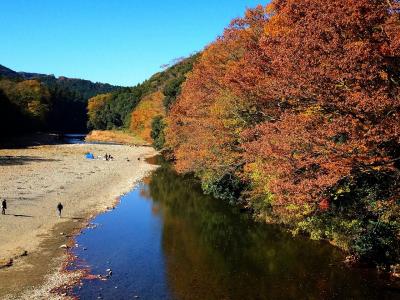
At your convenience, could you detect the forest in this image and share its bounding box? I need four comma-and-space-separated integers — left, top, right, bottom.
87, 54, 198, 143
165, 0, 400, 268
0, 65, 120, 135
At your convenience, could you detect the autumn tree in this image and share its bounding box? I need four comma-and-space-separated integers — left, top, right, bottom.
87, 93, 113, 129
130, 91, 165, 143
0, 79, 51, 135
166, 6, 276, 202
244, 0, 400, 205
167, 0, 400, 264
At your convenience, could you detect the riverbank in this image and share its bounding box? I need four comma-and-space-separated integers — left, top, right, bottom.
0, 143, 158, 299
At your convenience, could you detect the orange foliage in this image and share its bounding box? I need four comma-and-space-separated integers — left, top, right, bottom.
167, 0, 400, 211
87, 93, 112, 129
130, 91, 165, 143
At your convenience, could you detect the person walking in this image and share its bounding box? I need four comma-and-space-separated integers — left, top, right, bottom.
1, 199, 6, 215
57, 202, 63, 218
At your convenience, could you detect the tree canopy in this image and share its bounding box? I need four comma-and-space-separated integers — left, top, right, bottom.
166, 0, 400, 266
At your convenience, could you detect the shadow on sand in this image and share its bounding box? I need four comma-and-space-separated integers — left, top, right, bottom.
12, 214, 34, 218
0, 156, 60, 166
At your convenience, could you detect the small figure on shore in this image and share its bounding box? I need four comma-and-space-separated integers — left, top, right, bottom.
2, 199, 7, 215
57, 202, 63, 218
105, 153, 109, 161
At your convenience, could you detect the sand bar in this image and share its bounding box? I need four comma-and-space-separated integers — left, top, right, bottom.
0, 142, 157, 298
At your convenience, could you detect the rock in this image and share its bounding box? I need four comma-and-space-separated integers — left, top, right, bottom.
106, 268, 112, 277
390, 264, 400, 278
0, 258, 13, 269
13, 248, 28, 258
87, 223, 98, 229
344, 255, 357, 265
60, 244, 69, 249
60, 232, 65, 235
134, 296, 140, 299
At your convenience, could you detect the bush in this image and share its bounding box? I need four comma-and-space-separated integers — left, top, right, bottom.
151, 116, 166, 150
350, 221, 399, 267
201, 172, 247, 205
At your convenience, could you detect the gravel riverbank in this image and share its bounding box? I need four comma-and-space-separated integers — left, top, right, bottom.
0, 143, 158, 299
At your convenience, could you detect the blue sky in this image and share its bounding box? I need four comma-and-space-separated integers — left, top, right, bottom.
0, 0, 267, 86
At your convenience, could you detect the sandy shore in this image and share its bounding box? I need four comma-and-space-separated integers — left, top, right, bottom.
0, 143, 158, 299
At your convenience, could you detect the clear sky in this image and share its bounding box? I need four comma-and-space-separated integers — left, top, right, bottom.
0, 0, 267, 86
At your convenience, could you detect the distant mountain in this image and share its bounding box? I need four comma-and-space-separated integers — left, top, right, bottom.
0, 64, 48, 79
18, 71, 51, 79
0, 64, 121, 100
0, 64, 20, 78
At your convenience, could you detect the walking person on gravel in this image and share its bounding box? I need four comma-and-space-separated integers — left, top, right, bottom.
57, 202, 63, 218
2, 199, 7, 215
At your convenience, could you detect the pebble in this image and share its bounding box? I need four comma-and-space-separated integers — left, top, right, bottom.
0, 258, 13, 269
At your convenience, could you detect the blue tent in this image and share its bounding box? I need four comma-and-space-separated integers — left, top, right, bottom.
85, 153, 94, 159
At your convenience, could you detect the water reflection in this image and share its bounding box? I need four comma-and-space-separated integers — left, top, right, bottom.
71, 158, 399, 299
149, 159, 397, 300
61, 133, 86, 144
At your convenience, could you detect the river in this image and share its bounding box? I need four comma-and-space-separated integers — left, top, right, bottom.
66, 156, 399, 299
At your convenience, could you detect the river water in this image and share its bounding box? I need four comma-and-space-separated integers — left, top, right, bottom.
68, 157, 399, 299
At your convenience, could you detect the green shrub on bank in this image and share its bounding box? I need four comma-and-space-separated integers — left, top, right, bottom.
289, 170, 400, 267
151, 116, 166, 150
201, 172, 247, 205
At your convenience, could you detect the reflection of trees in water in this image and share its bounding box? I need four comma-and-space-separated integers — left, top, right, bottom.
147, 162, 378, 300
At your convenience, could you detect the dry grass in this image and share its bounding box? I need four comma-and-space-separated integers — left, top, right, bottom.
85, 130, 149, 146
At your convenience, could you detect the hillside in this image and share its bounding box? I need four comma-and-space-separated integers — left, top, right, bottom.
0, 64, 19, 78
0, 64, 121, 134
87, 54, 199, 139
0, 65, 120, 101
130, 91, 164, 143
